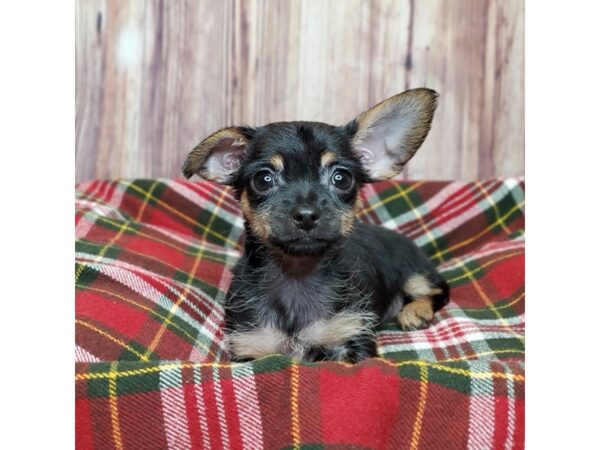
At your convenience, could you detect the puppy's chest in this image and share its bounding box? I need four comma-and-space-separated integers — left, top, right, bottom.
264, 269, 337, 332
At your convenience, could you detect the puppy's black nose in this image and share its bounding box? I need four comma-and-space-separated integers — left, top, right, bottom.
292, 206, 320, 230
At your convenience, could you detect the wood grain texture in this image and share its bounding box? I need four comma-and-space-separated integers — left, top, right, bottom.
76, 0, 524, 182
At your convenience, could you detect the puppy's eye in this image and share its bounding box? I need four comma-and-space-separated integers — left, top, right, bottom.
331, 168, 353, 191
252, 170, 276, 193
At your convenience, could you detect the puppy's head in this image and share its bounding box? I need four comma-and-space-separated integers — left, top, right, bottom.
183, 88, 438, 256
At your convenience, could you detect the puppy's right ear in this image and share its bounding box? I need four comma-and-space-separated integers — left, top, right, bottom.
182, 127, 252, 184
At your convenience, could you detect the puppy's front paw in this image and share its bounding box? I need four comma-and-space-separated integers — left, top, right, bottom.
397, 298, 434, 331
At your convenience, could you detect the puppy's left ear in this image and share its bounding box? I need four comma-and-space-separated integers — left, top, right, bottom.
347, 88, 438, 180
182, 127, 253, 184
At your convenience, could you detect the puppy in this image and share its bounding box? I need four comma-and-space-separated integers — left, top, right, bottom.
183, 88, 449, 363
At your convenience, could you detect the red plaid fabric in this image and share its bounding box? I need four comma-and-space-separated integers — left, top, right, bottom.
75, 178, 525, 449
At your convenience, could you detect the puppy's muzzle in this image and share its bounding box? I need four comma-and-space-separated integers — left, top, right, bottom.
292, 205, 320, 231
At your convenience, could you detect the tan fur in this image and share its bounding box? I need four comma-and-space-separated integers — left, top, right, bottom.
354, 196, 363, 215
320, 151, 337, 167
340, 210, 355, 236
404, 274, 442, 298
376, 168, 401, 179
251, 211, 271, 242
269, 154, 285, 172
182, 127, 247, 181
240, 190, 271, 241
297, 310, 375, 347
239, 190, 253, 220
397, 298, 434, 331
226, 326, 288, 359
227, 311, 377, 359
340, 197, 362, 236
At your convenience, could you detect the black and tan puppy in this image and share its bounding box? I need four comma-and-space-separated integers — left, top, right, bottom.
183, 88, 449, 363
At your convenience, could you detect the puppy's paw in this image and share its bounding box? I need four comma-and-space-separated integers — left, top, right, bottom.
397, 298, 434, 331
226, 326, 288, 360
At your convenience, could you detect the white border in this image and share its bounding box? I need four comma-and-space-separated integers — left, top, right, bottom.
0, 2, 74, 448
527, 0, 600, 447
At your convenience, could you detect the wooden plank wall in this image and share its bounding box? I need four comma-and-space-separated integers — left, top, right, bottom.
76, 0, 524, 182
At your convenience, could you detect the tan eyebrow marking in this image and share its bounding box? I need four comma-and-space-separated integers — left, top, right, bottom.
320, 151, 337, 167
269, 154, 285, 172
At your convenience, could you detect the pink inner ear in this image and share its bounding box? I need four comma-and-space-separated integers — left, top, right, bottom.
354, 146, 375, 165
223, 153, 242, 171
203, 138, 248, 182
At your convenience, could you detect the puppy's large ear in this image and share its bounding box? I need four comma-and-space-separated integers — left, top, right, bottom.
347, 88, 438, 180
182, 127, 252, 184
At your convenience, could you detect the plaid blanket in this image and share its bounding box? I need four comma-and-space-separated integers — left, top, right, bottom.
75, 178, 525, 450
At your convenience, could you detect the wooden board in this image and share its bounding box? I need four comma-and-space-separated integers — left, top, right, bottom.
76, 0, 524, 182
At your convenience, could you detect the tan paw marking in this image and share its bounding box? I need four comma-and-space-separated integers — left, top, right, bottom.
226, 326, 288, 359
404, 274, 442, 298
397, 298, 434, 331
297, 310, 376, 347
